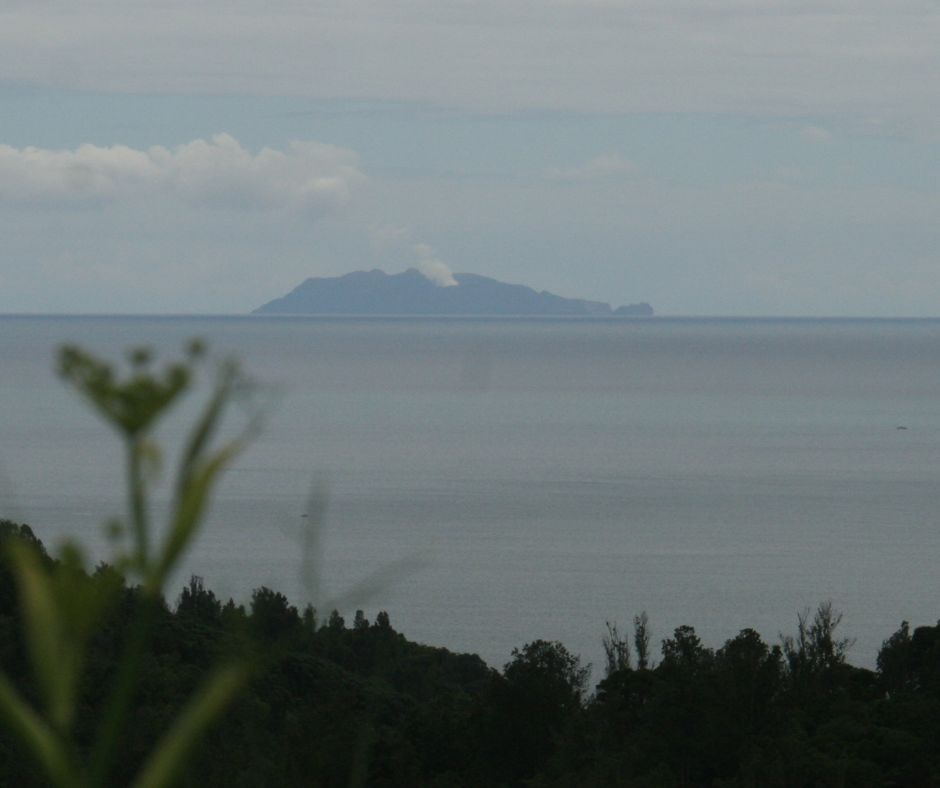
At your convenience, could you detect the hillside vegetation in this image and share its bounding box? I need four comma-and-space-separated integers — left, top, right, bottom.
2, 520, 939, 786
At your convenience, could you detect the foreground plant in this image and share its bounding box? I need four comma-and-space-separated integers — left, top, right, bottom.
0, 342, 256, 788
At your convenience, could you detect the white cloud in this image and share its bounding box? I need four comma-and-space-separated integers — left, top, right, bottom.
0, 134, 365, 211
414, 243, 458, 287
547, 154, 636, 181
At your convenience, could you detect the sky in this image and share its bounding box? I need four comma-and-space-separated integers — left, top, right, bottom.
1, 0, 938, 316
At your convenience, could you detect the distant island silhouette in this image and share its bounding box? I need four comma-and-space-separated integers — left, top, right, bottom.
253, 269, 654, 317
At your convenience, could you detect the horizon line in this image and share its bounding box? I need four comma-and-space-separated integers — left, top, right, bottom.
2, 312, 940, 322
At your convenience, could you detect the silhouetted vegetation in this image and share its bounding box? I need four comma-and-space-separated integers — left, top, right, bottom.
3, 520, 940, 786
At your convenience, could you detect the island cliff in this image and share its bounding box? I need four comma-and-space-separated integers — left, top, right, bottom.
253, 269, 653, 317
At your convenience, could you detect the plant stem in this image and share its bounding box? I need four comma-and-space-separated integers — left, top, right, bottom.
87, 593, 159, 787
127, 438, 149, 567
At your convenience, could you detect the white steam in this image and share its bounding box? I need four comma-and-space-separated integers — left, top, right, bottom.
414, 243, 458, 287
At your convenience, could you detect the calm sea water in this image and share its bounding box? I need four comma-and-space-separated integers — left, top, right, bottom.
3, 315, 940, 672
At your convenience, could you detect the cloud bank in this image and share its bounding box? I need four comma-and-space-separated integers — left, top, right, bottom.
0, 134, 365, 211
2, 1, 938, 132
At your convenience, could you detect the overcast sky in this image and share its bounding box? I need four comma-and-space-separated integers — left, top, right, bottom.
1, 0, 938, 315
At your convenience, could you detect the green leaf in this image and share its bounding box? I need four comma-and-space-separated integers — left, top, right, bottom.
150, 441, 242, 592
8, 542, 76, 731
174, 363, 235, 500
130, 663, 248, 788
58, 345, 190, 438
0, 672, 75, 787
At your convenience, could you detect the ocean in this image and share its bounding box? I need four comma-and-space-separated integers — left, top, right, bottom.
3, 315, 940, 672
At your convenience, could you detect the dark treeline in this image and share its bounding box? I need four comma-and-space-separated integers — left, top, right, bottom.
2, 520, 940, 787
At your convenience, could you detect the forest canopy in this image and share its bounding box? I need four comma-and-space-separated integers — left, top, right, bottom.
2, 519, 940, 786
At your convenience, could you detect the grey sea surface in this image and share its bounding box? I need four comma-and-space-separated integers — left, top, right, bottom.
3, 315, 940, 671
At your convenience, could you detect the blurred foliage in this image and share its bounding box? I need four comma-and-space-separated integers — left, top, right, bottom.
0, 343, 252, 788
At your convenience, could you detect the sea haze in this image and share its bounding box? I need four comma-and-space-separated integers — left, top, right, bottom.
2, 315, 940, 671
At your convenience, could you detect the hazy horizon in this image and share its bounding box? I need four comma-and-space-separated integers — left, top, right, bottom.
4, 308, 940, 320
1, 2, 938, 316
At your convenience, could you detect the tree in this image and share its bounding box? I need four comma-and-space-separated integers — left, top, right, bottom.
634, 611, 652, 670
327, 610, 345, 632
374, 611, 391, 630
481, 640, 589, 782
714, 629, 783, 737
878, 619, 940, 695
250, 587, 300, 641
781, 601, 854, 678
602, 620, 631, 677
177, 576, 221, 624
877, 620, 912, 693
661, 625, 712, 672
503, 640, 590, 709
301, 604, 317, 633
